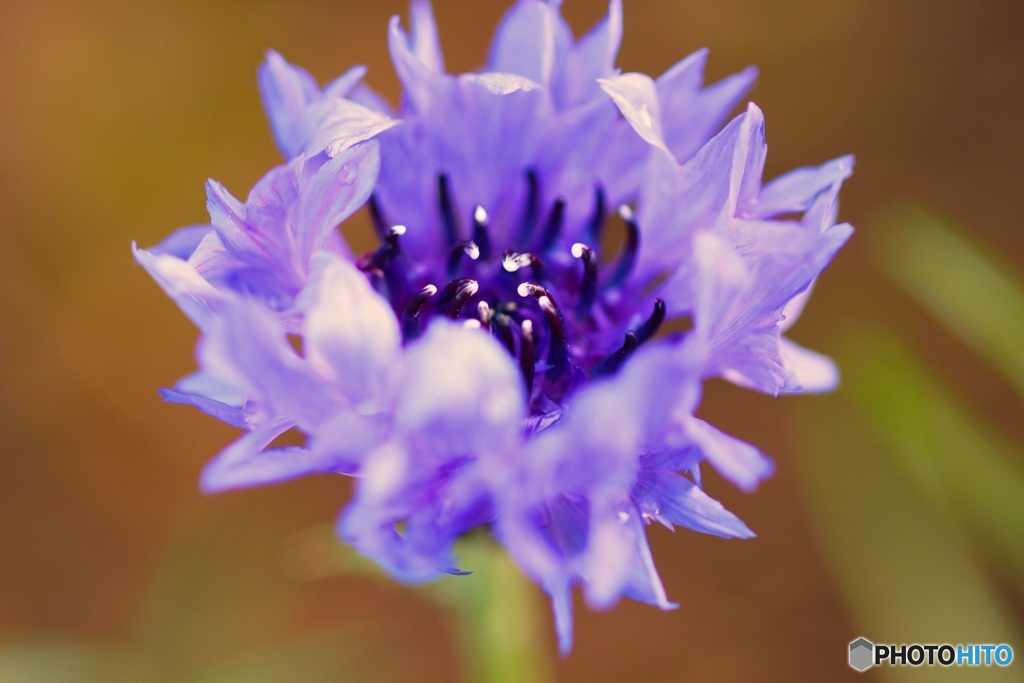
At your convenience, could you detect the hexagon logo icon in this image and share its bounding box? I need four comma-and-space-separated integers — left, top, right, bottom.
849, 637, 875, 672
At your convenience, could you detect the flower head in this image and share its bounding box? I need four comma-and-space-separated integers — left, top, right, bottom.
135, 0, 852, 652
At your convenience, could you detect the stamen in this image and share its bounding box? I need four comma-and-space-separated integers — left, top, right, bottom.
634, 297, 666, 345
492, 313, 517, 356
518, 168, 540, 245
447, 240, 480, 279
401, 284, 437, 340
439, 278, 479, 318
471, 205, 491, 260
571, 242, 598, 317
358, 225, 409, 306
503, 251, 546, 283
538, 198, 566, 253
517, 283, 570, 374
502, 251, 532, 273
608, 205, 640, 289
387, 224, 406, 248
437, 174, 460, 246
519, 319, 536, 399
585, 185, 606, 247
476, 300, 492, 329
368, 194, 388, 241
592, 331, 640, 377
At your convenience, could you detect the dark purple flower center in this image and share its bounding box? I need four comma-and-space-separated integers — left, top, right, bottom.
360, 170, 665, 417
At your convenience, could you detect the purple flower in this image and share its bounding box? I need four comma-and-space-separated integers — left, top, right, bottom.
135, 0, 852, 652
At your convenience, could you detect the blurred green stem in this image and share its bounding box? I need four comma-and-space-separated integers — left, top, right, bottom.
432, 537, 554, 683
878, 204, 1024, 399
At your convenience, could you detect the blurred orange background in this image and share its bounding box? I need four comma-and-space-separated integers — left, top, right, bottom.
2, 1, 1023, 681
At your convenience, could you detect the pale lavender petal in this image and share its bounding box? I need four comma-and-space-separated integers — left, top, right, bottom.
298, 144, 381, 257
599, 72, 668, 152
634, 469, 754, 538
778, 336, 840, 393
398, 321, 525, 456
691, 230, 750, 340
303, 99, 398, 159
634, 105, 766, 277
409, 0, 444, 73
258, 50, 321, 158
200, 422, 346, 493
198, 300, 339, 430
552, 582, 575, 655
322, 65, 369, 100
657, 50, 758, 163
488, 0, 571, 86
149, 225, 211, 259
175, 369, 247, 406
554, 0, 621, 107
388, 15, 442, 112
588, 511, 675, 610
750, 155, 854, 219
683, 417, 774, 492
132, 242, 230, 327
299, 253, 401, 408
159, 388, 247, 429
205, 179, 254, 257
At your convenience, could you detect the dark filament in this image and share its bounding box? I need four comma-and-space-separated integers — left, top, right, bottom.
401, 284, 437, 340
607, 205, 640, 289
437, 174, 460, 246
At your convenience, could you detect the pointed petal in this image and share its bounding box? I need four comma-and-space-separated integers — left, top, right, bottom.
488, 0, 571, 86
205, 179, 253, 257
299, 143, 381, 256
159, 388, 247, 429
388, 15, 444, 112
409, 0, 444, 72
778, 336, 840, 393
657, 50, 758, 163
175, 369, 247, 406
554, 0, 622, 106
258, 50, 320, 158
322, 64, 368, 100
599, 72, 668, 152
683, 417, 773, 492
551, 582, 575, 655
634, 104, 766, 277
635, 470, 754, 538
133, 242, 230, 328
302, 99, 398, 159
199, 422, 343, 493
751, 154, 854, 219
604, 513, 676, 610
149, 225, 211, 259
199, 300, 338, 430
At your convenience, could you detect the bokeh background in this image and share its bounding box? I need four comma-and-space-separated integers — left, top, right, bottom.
3, 0, 1023, 680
